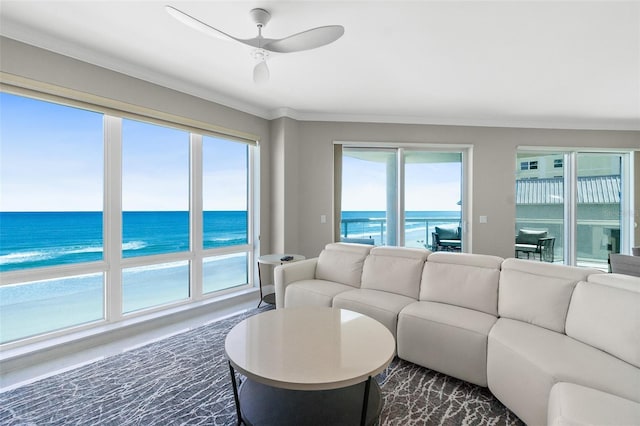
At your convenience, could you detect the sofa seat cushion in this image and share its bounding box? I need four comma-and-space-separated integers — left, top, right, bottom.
488, 318, 640, 426
333, 288, 415, 340
397, 301, 497, 386
284, 279, 355, 308
548, 382, 640, 426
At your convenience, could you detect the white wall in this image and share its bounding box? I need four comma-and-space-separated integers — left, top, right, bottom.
293, 121, 640, 259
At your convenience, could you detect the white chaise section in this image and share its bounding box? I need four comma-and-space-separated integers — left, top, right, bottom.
397, 252, 503, 386
548, 382, 640, 426
332, 246, 430, 340
274, 243, 373, 309
488, 259, 604, 426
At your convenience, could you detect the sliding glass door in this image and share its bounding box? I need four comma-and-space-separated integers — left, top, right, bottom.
340, 147, 464, 250
404, 151, 462, 249
575, 153, 624, 268
516, 150, 630, 269
516, 152, 565, 263
341, 149, 397, 246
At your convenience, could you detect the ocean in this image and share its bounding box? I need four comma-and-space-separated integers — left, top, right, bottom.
0, 210, 458, 343
0, 211, 248, 272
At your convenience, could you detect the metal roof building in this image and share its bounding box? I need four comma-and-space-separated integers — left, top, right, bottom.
516, 175, 621, 205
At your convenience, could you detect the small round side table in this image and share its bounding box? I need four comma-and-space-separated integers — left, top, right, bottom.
257, 253, 306, 307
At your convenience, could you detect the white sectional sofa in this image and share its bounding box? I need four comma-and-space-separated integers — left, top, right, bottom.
274, 243, 640, 425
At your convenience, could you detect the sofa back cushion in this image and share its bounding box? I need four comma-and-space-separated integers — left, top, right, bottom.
498, 259, 599, 333
361, 246, 430, 298
315, 243, 373, 287
420, 252, 503, 316
566, 275, 640, 368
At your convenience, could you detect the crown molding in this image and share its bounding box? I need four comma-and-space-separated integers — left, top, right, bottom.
2, 21, 638, 132
0, 24, 273, 121
267, 108, 640, 131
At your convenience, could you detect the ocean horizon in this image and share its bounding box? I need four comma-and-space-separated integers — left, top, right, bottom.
0, 210, 461, 272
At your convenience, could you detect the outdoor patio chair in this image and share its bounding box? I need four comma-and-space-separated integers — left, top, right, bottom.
515, 229, 555, 262
432, 225, 461, 252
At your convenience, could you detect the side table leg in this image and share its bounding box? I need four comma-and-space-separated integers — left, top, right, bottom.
228, 361, 242, 426
257, 261, 263, 308
360, 376, 372, 426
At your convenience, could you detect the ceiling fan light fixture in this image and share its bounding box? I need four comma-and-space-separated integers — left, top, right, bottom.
253, 59, 270, 84
252, 48, 270, 84
252, 48, 269, 63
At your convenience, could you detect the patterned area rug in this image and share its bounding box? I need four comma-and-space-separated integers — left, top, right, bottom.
0, 308, 523, 425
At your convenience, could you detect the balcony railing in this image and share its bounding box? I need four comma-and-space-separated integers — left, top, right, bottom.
341, 216, 460, 248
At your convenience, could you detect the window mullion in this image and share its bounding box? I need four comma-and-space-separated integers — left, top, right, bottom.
104, 115, 123, 322
564, 152, 577, 266
397, 149, 405, 247
190, 134, 204, 300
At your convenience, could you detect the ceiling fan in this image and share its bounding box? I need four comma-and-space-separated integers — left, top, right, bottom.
166, 5, 345, 84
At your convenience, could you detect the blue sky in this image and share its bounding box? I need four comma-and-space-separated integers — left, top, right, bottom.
0, 93, 248, 212
1, 93, 103, 212
2, 92, 460, 213
342, 155, 462, 211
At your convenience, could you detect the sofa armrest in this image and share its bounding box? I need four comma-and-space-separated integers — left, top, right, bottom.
274, 258, 318, 309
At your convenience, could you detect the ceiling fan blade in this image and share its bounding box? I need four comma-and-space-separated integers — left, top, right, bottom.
253, 60, 270, 84
263, 25, 344, 53
166, 6, 238, 43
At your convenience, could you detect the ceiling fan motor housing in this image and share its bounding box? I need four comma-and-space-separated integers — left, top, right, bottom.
250, 8, 271, 28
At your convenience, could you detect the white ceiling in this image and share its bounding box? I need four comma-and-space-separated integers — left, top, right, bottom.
1, 1, 639, 130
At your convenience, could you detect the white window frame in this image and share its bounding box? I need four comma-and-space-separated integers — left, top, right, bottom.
0, 88, 258, 349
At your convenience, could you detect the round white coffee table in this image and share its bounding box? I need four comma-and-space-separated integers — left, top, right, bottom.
225, 307, 395, 425
256, 253, 305, 307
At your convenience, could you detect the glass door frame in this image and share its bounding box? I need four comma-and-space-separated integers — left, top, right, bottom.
337, 141, 472, 252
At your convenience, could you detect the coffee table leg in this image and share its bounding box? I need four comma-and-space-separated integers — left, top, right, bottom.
228, 361, 242, 425
360, 376, 372, 426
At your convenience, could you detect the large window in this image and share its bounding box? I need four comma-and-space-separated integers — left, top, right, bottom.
122, 119, 190, 257
0, 93, 105, 342
516, 150, 631, 269
340, 146, 465, 250
202, 136, 250, 294
0, 92, 256, 345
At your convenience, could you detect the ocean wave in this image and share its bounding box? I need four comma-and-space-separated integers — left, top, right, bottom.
207, 236, 244, 243
0, 251, 55, 265
204, 253, 246, 262
0, 241, 147, 266
122, 241, 148, 251
124, 261, 188, 275
66, 246, 104, 255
